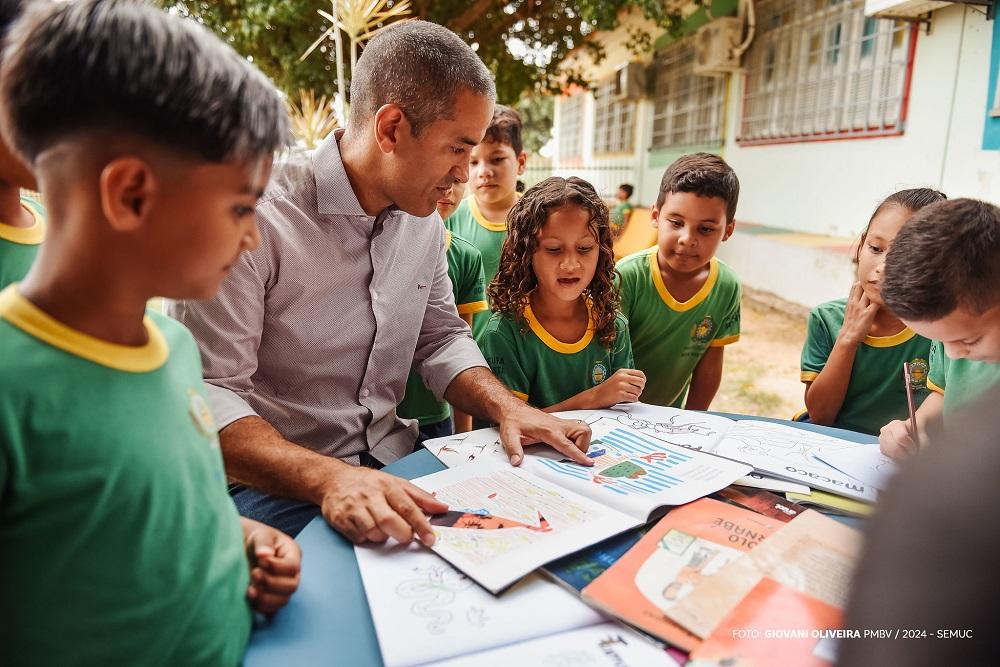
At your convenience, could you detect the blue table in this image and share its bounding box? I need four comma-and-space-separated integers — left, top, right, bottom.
244, 418, 876, 666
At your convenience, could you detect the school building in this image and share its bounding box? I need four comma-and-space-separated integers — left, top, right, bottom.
542, 0, 1000, 308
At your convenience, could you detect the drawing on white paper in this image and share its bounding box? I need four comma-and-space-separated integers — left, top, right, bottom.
610, 405, 720, 440
466, 606, 488, 628
395, 565, 475, 634
722, 423, 847, 466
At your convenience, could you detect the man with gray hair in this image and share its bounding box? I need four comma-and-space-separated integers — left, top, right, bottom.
169, 21, 592, 544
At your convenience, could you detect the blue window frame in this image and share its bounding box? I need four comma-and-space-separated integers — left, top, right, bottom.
983, 16, 1000, 150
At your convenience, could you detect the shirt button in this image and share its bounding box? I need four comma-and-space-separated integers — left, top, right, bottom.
372, 292, 378, 302
361, 388, 370, 398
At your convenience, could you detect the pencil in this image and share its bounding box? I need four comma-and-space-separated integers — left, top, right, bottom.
903, 362, 921, 449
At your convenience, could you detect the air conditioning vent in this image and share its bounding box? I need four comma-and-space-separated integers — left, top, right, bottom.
693, 17, 744, 77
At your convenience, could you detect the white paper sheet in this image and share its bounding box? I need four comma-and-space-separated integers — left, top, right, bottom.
814, 444, 899, 492
426, 622, 680, 667
712, 421, 879, 502
356, 541, 605, 667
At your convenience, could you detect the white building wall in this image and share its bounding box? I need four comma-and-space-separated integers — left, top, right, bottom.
725, 4, 998, 239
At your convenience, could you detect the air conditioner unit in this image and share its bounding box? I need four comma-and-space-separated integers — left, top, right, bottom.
693, 17, 744, 77
612, 62, 646, 101
864, 0, 950, 17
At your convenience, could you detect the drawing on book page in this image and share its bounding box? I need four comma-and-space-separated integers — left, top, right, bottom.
534, 427, 697, 497
634, 529, 744, 612
395, 564, 476, 634
430, 470, 593, 564
723, 422, 852, 466
610, 406, 720, 440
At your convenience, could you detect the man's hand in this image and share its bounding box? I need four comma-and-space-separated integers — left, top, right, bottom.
498, 401, 594, 467
591, 369, 646, 407
242, 518, 302, 616
320, 466, 448, 547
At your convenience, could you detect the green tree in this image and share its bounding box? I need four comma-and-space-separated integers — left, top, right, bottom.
159, 1, 684, 104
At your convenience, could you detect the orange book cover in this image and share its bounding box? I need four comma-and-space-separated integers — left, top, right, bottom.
687, 577, 842, 667
581, 497, 784, 651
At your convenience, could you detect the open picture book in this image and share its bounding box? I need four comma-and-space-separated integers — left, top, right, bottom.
427, 404, 882, 503
412, 416, 752, 593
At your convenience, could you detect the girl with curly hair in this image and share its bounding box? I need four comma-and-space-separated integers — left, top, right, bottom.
478, 176, 646, 411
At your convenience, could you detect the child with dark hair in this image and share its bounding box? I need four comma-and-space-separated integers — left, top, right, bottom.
0, 1, 298, 664
799, 188, 946, 435
878, 198, 1000, 460
446, 104, 527, 338
399, 180, 487, 436
0, 0, 44, 289
479, 176, 645, 410
616, 152, 741, 409
610, 182, 634, 234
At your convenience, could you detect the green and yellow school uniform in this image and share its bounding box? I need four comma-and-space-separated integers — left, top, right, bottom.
444, 196, 508, 339
616, 248, 741, 408
0, 195, 46, 289
0, 285, 251, 667
927, 340, 1000, 419
611, 200, 634, 230
479, 304, 634, 409
398, 231, 488, 426
800, 298, 931, 435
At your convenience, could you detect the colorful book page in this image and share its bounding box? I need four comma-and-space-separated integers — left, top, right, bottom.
687, 577, 842, 667
582, 498, 784, 651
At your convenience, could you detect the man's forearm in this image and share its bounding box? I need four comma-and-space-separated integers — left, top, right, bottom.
444, 366, 521, 424
220, 415, 346, 505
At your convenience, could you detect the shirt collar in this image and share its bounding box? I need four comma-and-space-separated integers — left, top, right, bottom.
313, 129, 377, 218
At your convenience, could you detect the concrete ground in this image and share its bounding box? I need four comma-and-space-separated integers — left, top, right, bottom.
712, 288, 809, 419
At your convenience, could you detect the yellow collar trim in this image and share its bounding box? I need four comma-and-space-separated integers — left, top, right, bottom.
0, 202, 45, 245
0, 285, 168, 372
649, 251, 718, 312
445, 230, 453, 250
469, 196, 508, 232
864, 326, 917, 348
524, 302, 594, 354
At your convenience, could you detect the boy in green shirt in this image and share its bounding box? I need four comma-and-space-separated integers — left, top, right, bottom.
0, 1, 44, 289
616, 153, 741, 409
879, 199, 1000, 460
399, 180, 488, 437
0, 2, 299, 665
445, 104, 526, 338
610, 182, 634, 237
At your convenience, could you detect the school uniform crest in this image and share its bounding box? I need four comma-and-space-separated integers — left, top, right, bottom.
592, 361, 608, 385
187, 388, 220, 447
690, 316, 716, 344
908, 358, 929, 389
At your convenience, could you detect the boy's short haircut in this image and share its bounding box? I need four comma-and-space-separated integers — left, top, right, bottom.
618, 183, 634, 198
482, 104, 523, 155
0, 0, 290, 165
655, 152, 740, 222
0, 0, 27, 41
349, 20, 495, 136
882, 198, 1000, 320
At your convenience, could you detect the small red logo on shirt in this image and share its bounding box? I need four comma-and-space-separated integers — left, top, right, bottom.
417, 284, 427, 290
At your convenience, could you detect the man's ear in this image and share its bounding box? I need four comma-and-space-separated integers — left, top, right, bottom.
99, 157, 157, 232
722, 219, 736, 241
373, 103, 408, 155
516, 151, 527, 175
